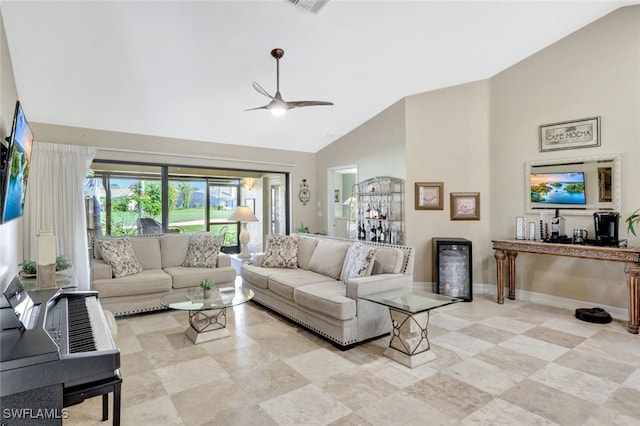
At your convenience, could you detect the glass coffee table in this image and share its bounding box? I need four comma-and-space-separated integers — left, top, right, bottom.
360, 289, 461, 368
161, 285, 254, 344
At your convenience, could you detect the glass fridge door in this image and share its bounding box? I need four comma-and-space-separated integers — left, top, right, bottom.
438, 244, 471, 299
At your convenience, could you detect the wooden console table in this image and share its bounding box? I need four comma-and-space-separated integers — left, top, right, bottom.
492, 239, 640, 334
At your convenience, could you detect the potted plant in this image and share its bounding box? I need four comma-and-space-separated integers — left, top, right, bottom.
55, 255, 72, 271
19, 259, 37, 276
200, 278, 214, 299
626, 208, 640, 237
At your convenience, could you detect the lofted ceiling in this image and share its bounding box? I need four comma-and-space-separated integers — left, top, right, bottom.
1, 1, 636, 153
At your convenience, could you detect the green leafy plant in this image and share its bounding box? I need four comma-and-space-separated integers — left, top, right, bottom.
19, 259, 37, 274
297, 222, 309, 233
55, 255, 72, 271
199, 278, 214, 290
626, 208, 640, 236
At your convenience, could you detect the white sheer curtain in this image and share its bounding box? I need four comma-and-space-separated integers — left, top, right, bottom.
24, 143, 97, 290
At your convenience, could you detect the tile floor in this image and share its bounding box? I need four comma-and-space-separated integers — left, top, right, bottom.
65, 291, 640, 425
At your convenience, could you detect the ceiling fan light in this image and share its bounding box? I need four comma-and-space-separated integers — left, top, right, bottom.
269, 105, 287, 116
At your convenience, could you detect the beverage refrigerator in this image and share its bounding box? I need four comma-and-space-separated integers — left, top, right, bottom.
432, 238, 472, 302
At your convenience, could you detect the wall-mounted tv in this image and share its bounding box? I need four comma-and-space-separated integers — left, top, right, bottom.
530, 172, 586, 206
0, 101, 34, 223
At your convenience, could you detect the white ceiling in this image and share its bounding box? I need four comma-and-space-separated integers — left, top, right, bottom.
1, 1, 636, 153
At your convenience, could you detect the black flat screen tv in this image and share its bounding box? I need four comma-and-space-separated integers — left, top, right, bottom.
530, 172, 586, 206
0, 101, 34, 223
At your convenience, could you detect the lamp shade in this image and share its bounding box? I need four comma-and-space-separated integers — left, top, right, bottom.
343, 195, 356, 206
228, 206, 258, 222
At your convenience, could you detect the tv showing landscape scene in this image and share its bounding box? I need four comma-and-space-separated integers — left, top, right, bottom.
530, 172, 586, 205
1, 101, 34, 223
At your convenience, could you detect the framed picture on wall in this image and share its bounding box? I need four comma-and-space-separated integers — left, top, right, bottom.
539, 116, 600, 152
415, 182, 444, 210
450, 192, 480, 220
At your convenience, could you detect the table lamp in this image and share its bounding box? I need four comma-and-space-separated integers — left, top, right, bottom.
228, 206, 259, 259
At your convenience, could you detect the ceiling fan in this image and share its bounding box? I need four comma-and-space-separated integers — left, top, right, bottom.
246, 48, 333, 116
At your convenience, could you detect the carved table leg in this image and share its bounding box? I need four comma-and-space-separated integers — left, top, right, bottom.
624, 263, 640, 334
494, 249, 506, 304
507, 251, 518, 300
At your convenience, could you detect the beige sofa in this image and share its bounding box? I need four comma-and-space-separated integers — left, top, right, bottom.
241, 234, 414, 349
91, 234, 237, 316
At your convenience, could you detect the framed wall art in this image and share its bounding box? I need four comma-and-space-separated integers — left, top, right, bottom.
450, 192, 480, 220
539, 116, 600, 152
415, 182, 444, 210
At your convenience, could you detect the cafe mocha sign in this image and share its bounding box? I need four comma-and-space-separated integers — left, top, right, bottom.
539, 117, 600, 151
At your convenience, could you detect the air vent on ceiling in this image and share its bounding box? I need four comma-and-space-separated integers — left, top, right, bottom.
286, 0, 328, 13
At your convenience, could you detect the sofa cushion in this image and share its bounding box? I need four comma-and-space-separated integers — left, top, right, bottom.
92, 269, 172, 298
268, 270, 334, 300
371, 247, 405, 274
161, 234, 191, 268
294, 282, 357, 320
297, 236, 319, 270
97, 238, 144, 278
130, 236, 163, 270
164, 266, 237, 289
340, 243, 376, 281
182, 233, 223, 268
262, 235, 298, 269
241, 264, 283, 289
308, 240, 351, 280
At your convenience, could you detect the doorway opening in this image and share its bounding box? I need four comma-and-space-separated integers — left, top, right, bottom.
327, 165, 357, 238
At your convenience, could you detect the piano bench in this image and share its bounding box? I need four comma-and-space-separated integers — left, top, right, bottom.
63, 370, 122, 425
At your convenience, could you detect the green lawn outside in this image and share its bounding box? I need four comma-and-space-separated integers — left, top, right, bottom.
108, 207, 235, 226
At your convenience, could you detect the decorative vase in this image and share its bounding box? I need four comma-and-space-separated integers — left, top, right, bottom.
203, 289, 211, 299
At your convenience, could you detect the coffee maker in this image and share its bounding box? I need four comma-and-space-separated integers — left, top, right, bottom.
547, 209, 568, 242
593, 212, 619, 245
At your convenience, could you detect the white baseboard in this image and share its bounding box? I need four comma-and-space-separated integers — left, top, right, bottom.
413, 282, 628, 321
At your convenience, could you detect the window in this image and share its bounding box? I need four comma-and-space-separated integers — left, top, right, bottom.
86, 161, 290, 255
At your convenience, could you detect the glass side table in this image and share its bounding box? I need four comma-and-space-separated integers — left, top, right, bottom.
19, 268, 77, 291
360, 289, 461, 368
161, 285, 254, 344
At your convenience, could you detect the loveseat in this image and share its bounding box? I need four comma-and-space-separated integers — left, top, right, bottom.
91, 233, 237, 316
241, 234, 414, 349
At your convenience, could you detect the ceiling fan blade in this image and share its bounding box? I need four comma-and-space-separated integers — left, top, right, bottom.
252, 81, 273, 99
286, 100, 334, 109
244, 105, 270, 112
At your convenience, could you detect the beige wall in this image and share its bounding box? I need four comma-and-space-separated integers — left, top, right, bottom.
315, 100, 406, 234
489, 5, 640, 307
405, 80, 491, 283
0, 10, 21, 287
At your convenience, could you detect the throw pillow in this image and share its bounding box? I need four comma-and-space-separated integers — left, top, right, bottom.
341, 243, 376, 281
97, 238, 143, 278
182, 233, 223, 268
262, 235, 298, 268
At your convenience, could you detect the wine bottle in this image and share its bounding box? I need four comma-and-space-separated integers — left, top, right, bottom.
377, 221, 383, 243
